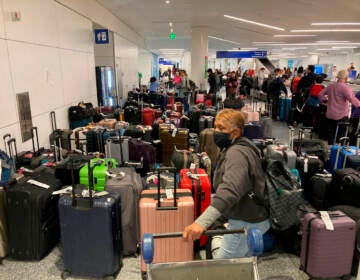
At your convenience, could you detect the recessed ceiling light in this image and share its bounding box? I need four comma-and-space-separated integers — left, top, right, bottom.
169, 22, 173, 27
165, 0, 170, 4
282, 47, 308, 50
274, 34, 317, 37
224, 15, 285, 31
291, 29, 360, 32
312, 22, 360, 26
208, 36, 241, 45
316, 48, 335, 51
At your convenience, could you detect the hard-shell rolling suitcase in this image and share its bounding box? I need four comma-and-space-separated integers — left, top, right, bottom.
300, 211, 356, 279
179, 168, 211, 247
159, 127, 189, 166
105, 167, 142, 256
58, 162, 122, 279
5, 168, 61, 260
344, 134, 360, 170
105, 136, 130, 166
139, 167, 194, 273
279, 96, 291, 121
0, 186, 7, 261
142, 107, 156, 126
129, 138, 157, 176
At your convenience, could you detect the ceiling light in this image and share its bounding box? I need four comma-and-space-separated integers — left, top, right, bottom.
274, 34, 317, 37
316, 48, 336, 50
224, 15, 285, 31
170, 28, 173, 32
208, 36, 241, 45
258, 42, 360, 46
239, 48, 259, 51
291, 29, 360, 32
169, 22, 173, 27
316, 40, 349, 43
253, 41, 286, 44
312, 22, 360, 26
308, 52, 320, 55
332, 46, 358, 49
165, 0, 170, 4
282, 47, 308, 50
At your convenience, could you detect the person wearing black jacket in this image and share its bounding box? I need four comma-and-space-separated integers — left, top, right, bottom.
207, 68, 218, 94
268, 69, 288, 120
295, 65, 316, 109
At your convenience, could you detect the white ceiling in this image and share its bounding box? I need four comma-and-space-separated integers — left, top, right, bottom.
96, 0, 360, 57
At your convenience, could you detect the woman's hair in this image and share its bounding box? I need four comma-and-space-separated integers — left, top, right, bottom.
216, 109, 245, 131
150, 77, 156, 83
337, 69, 348, 80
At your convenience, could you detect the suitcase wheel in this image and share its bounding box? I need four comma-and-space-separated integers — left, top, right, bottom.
61, 271, 70, 280
247, 227, 264, 256
142, 233, 154, 265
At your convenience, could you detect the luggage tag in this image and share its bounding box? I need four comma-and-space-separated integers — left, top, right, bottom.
319, 211, 334, 231
303, 158, 308, 173
52, 186, 72, 195
165, 189, 173, 200
27, 179, 50, 189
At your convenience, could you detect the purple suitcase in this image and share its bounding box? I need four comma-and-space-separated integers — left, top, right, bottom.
300, 211, 356, 278
243, 122, 263, 140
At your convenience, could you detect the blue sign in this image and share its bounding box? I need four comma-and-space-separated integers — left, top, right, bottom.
152, 53, 159, 79
94, 29, 109, 44
288, 59, 294, 69
159, 58, 172, 65
216, 51, 267, 59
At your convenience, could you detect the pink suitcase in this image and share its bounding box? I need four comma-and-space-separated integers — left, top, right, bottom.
300, 211, 356, 278
139, 168, 194, 273
196, 94, 205, 104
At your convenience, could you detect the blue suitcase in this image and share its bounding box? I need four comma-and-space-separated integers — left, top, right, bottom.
328, 143, 356, 172
58, 162, 122, 279
279, 97, 291, 121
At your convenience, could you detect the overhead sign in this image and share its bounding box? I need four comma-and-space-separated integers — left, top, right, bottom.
216, 51, 267, 59
94, 29, 109, 44
159, 58, 172, 65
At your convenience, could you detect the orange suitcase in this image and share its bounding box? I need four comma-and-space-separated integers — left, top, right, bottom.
139, 167, 194, 273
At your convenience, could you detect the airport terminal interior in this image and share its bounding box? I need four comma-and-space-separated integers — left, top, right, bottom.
0, 0, 360, 279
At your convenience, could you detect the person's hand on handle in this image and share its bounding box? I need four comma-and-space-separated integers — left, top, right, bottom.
183, 223, 205, 241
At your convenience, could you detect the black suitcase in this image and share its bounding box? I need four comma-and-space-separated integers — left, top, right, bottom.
5, 168, 61, 260
124, 105, 141, 124
86, 128, 106, 153
309, 173, 332, 210
55, 154, 94, 185
329, 168, 360, 208
58, 161, 122, 279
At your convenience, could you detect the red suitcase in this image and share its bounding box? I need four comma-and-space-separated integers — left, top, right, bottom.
139, 167, 194, 273
142, 107, 155, 126
179, 168, 211, 247
300, 211, 356, 279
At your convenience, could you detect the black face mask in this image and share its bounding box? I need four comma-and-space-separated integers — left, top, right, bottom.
213, 131, 232, 150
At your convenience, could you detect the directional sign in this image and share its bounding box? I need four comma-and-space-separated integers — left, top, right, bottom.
216, 51, 267, 59
94, 29, 109, 44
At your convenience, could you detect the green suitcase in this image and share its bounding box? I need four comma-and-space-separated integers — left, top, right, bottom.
79, 158, 117, 191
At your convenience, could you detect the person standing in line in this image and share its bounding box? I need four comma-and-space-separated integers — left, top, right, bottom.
318, 70, 360, 145
268, 69, 288, 120
225, 71, 238, 98
183, 109, 270, 259
207, 68, 218, 94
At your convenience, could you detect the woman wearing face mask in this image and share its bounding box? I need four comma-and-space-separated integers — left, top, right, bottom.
183, 109, 270, 258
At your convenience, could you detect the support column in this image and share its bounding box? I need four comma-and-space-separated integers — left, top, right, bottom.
191, 26, 208, 90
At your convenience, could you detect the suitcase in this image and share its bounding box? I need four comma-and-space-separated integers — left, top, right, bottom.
70, 127, 87, 153
300, 211, 356, 278
102, 118, 117, 129
142, 107, 156, 126
6, 168, 62, 260
123, 124, 146, 139
49, 111, 72, 151
243, 122, 263, 140
309, 172, 333, 210
124, 105, 141, 124
0, 186, 7, 261
58, 163, 122, 279
329, 168, 360, 208
196, 93, 205, 104
105, 136, 130, 166
129, 138, 157, 176
179, 168, 211, 247
260, 117, 272, 139
105, 167, 142, 256
159, 127, 189, 166
79, 158, 117, 191
279, 96, 291, 121
139, 167, 194, 273
344, 134, 360, 170
55, 154, 94, 186
86, 128, 106, 154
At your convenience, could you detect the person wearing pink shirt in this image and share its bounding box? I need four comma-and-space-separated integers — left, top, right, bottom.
318, 69, 360, 144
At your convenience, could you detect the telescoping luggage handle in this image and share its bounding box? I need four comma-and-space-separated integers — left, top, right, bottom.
342, 134, 360, 168
31, 127, 40, 155
334, 136, 349, 170
156, 167, 177, 210
3, 134, 11, 155
7, 138, 19, 165
333, 121, 350, 145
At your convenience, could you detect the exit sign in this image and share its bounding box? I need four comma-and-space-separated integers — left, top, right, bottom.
169, 33, 176, 40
